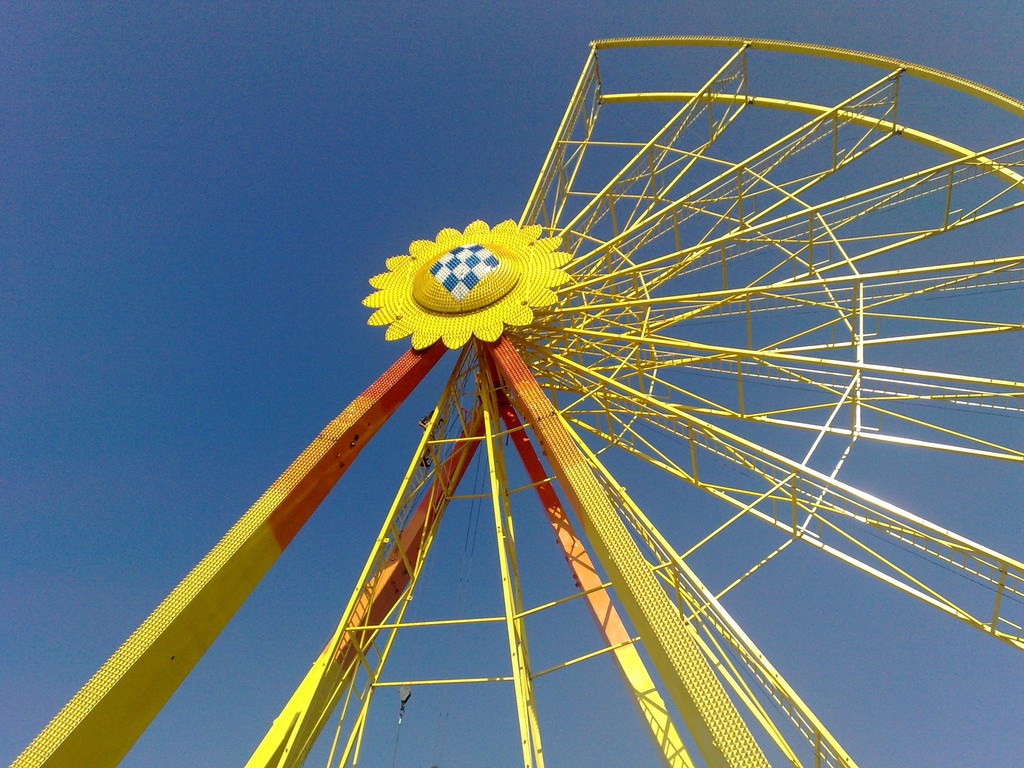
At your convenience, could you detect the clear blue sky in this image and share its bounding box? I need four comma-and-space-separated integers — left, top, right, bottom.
3, 3, 1022, 767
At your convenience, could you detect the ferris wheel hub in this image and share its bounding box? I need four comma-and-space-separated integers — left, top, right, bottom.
411, 243, 521, 312
363, 219, 571, 349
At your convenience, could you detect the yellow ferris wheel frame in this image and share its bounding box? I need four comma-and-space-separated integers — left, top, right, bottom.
14, 37, 1024, 768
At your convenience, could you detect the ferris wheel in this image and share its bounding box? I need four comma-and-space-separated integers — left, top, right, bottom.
15, 37, 1024, 768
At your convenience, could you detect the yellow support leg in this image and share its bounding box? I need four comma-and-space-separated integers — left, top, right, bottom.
246, 387, 483, 768
13, 344, 445, 768
481, 354, 546, 768
498, 394, 695, 768
490, 337, 768, 768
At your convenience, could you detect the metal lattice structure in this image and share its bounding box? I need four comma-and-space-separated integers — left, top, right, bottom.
15, 37, 1024, 768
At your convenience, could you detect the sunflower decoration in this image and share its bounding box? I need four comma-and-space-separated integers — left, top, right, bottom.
363, 220, 570, 349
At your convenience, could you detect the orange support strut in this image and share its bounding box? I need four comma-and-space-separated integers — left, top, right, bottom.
246, 411, 486, 767
15, 343, 446, 768
496, 391, 694, 768
488, 337, 767, 768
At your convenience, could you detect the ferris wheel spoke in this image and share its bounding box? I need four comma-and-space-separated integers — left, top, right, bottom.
557, 373, 1022, 483
540, 325, 1024, 465
526, 323, 1024, 463
562, 135, 1024, 306
761, 283, 1023, 355
697, 366, 1022, 462
569, 433, 858, 768
544, 254, 1024, 337
553, 360, 1024, 650
535, 255, 1024, 392
667, 136, 1024, 293
566, 68, 905, 290
521, 48, 601, 232
555, 44, 751, 271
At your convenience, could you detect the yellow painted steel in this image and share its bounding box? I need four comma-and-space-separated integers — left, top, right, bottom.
13, 346, 444, 768
591, 36, 1024, 116
499, 402, 695, 768
568, 430, 856, 768
491, 337, 770, 768
520, 47, 598, 230
560, 134, 1024, 296
556, 43, 752, 242
479, 356, 546, 768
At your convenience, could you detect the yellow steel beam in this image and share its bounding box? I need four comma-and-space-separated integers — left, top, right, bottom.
479, 355, 546, 768
520, 46, 598, 229
558, 44, 750, 243
498, 394, 695, 768
563, 69, 903, 281
590, 37, 1024, 117
13, 344, 445, 768
490, 336, 769, 768
562, 135, 1024, 298
574, 446, 856, 767
532, 326, 1024, 396
245, 397, 483, 768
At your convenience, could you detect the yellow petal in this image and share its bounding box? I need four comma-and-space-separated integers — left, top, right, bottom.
543, 268, 571, 288
530, 236, 558, 254
504, 302, 534, 326
384, 321, 413, 342
531, 248, 570, 271
411, 326, 442, 350
526, 286, 558, 307
441, 322, 473, 349
367, 307, 396, 326
521, 224, 543, 241
491, 220, 518, 239
435, 228, 463, 249
385, 255, 414, 272
408, 239, 437, 259
463, 220, 490, 241
369, 272, 396, 289
475, 315, 505, 341
363, 291, 386, 308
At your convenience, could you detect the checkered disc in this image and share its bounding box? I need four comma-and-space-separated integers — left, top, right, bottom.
429, 244, 500, 302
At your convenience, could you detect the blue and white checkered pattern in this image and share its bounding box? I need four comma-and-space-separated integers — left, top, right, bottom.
429, 244, 500, 302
